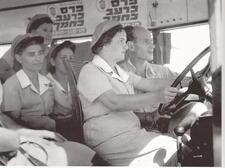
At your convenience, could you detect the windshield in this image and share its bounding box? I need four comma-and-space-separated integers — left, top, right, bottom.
163, 24, 210, 75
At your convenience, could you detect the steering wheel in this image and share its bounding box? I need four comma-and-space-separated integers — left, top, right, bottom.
158, 46, 212, 115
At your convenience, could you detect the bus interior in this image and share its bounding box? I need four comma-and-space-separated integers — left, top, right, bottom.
0, 0, 223, 166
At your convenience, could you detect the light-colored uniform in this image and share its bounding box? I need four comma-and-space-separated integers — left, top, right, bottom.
46, 73, 72, 119
0, 79, 95, 166
120, 59, 177, 112
46, 73, 78, 141
2, 69, 55, 131
77, 55, 177, 166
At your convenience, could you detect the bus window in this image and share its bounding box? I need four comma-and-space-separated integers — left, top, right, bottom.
56, 37, 91, 44
0, 45, 11, 58
163, 24, 210, 75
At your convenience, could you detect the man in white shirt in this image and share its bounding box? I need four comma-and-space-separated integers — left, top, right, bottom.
120, 26, 204, 133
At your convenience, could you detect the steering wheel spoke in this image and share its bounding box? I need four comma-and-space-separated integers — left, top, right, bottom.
165, 92, 189, 115
158, 46, 211, 115
190, 69, 198, 81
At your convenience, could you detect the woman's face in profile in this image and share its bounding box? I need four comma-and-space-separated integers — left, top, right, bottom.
105, 30, 128, 62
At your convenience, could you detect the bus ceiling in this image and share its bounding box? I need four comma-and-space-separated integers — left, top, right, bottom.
0, 0, 208, 44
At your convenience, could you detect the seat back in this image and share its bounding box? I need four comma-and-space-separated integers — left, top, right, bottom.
64, 41, 93, 143
70, 41, 93, 79
63, 60, 84, 143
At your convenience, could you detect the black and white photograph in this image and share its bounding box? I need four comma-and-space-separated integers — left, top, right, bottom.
0, 0, 223, 166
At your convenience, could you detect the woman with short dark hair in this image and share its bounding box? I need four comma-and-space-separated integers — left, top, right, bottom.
77, 20, 181, 166
2, 34, 55, 131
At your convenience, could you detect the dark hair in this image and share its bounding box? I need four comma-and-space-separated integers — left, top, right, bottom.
27, 17, 53, 33
92, 24, 124, 54
15, 40, 44, 56
14, 40, 44, 71
124, 25, 135, 42
48, 41, 76, 74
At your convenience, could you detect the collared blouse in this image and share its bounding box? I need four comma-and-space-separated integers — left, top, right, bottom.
77, 56, 177, 166
47, 73, 72, 119
2, 69, 55, 130
78, 55, 141, 147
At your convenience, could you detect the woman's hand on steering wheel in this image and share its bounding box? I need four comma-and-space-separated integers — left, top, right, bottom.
158, 46, 211, 116
161, 87, 179, 103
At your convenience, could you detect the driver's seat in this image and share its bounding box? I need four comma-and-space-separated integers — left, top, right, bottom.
65, 57, 111, 166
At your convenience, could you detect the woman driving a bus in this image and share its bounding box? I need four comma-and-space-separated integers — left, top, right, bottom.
77, 20, 181, 166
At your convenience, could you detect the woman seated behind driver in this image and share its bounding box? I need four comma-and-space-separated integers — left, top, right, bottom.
0, 14, 53, 83
77, 20, 182, 166
2, 34, 56, 131
46, 41, 78, 141
0, 82, 97, 166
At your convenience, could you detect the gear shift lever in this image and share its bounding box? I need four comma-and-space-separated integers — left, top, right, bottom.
174, 126, 185, 166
